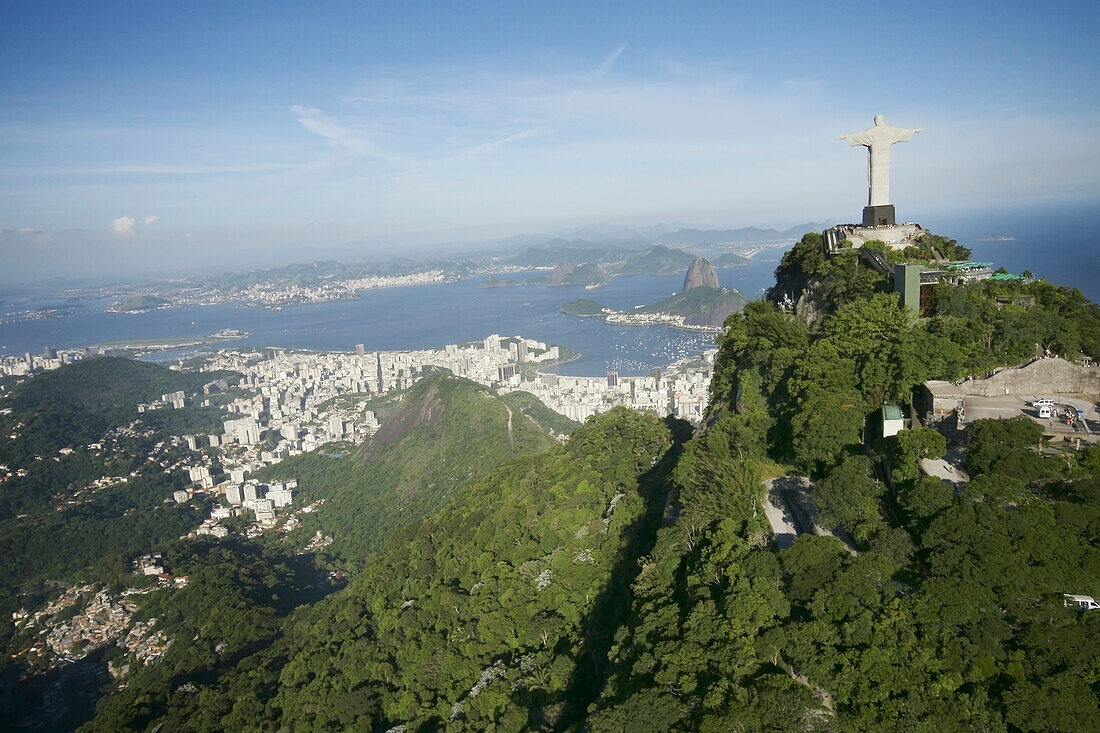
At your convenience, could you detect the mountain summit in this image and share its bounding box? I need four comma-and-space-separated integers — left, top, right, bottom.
682, 257, 720, 291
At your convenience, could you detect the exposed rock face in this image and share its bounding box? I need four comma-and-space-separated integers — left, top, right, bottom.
358, 380, 444, 461
682, 257, 720, 291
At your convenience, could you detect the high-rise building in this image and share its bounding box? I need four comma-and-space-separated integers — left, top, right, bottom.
269, 486, 293, 508
226, 485, 244, 505
253, 499, 276, 522
223, 417, 261, 445
355, 343, 366, 356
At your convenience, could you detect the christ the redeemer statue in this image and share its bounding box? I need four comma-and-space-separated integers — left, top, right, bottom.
836, 114, 923, 226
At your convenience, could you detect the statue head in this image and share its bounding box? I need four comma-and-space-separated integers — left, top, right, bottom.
874, 114, 885, 125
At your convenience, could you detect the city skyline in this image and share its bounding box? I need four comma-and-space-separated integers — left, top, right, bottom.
2, 1, 1098, 281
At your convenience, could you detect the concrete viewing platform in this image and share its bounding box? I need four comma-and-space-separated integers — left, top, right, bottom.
824, 223, 925, 253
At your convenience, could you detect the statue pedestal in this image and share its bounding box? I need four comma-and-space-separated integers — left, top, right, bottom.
863, 204, 895, 227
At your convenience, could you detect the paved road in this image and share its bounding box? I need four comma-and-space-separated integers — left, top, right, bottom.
763, 477, 803, 549
504, 404, 514, 450
763, 476, 857, 554
960, 393, 1099, 442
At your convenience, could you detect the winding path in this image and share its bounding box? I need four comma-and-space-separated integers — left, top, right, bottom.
504, 404, 514, 450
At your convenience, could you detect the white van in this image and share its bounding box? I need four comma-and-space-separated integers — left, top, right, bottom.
1038, 405, 1052, 418
1064, 594, 1100, 611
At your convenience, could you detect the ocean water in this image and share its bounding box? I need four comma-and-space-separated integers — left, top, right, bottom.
1, 205, 1095, 377
924, 203, 1100, 303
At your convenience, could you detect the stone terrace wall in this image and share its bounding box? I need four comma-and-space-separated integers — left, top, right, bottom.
960, 358, 1100, 397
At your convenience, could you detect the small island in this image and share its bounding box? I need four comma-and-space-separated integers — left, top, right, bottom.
559, 298, 612, 317
106, 295, 170, 314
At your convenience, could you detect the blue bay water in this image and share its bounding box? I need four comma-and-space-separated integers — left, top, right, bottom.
0, 259, 780, 377
1, 206, 1095, 377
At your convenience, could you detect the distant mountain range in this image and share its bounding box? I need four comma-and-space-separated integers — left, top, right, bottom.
20, 222, 829, 295
228, 223, 830, 286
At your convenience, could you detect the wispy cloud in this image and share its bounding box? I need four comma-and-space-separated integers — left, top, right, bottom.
291, 105, 395, 161
592, 44, 627, 76
460, 128, 548, 158
143, 215, 158, 226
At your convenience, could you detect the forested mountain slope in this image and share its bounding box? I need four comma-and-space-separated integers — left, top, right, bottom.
84, 408, 685, 730
254, 374, 562, 568
589, 234, 1100, 729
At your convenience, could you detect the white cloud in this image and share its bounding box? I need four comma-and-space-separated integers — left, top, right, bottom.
112, 216, 135, 236
143, 215, 158, 226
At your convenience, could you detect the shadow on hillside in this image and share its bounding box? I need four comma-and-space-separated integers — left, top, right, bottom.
1, 649, 109, 732
2, 546, 340, 732
546, 416, 693, 730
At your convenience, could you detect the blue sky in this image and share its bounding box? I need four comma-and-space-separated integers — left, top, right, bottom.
1, 1, 1098, 281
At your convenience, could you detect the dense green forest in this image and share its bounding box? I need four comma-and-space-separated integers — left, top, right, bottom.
585, 234, 1100, 728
